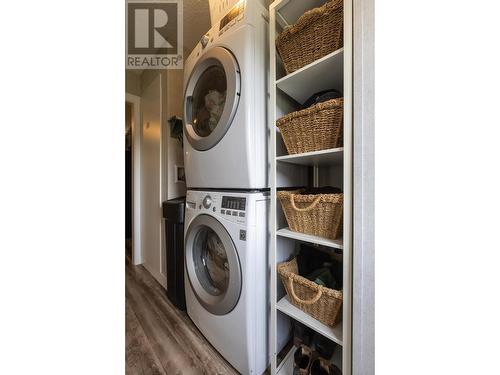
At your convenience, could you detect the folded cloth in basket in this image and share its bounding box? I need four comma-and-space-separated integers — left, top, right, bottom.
301, 89, 342, 110
301, 186, 342, 195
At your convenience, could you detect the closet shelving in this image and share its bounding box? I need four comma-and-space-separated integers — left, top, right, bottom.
275, 48, 344, 104
269, 0, 353, 374
276, 227, 343, 250
276, 147, 344, 167
276, 297, 343, 344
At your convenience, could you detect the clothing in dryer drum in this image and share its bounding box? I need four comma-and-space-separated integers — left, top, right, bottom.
191, 66, 227, 137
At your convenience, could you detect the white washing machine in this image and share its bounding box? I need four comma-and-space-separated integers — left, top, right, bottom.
184, 190, 269, 374
183, 0, 269, 189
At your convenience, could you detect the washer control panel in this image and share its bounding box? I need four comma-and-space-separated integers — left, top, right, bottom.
186, 192, 247, 224
220, 196, 246, 218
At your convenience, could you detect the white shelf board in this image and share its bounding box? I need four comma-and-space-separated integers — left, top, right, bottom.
275, 0, 330, 26
276, 346, 295, 375
277, 296, 343, 345
276, 48, 344, 104
276, 147, 343, 167
277, 227, 343, 249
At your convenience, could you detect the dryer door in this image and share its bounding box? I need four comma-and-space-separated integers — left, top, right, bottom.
184, 47, 241, 151
185, 214, 242, 315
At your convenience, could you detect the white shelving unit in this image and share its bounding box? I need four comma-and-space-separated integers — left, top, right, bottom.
276, 48, 344, 104
276, 147, 343, 167
276, 296, 343, 345
269, 0, 353, 374
277, 227, 343, 250
277, 341, 343, 375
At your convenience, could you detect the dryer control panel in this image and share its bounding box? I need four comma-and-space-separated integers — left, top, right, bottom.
219, 0, 245, 35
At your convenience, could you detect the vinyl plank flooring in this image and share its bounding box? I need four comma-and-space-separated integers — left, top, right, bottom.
125, 258, 238, 375
126, 301, 166, 375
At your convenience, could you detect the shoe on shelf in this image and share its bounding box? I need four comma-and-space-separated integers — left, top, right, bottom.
293, 345, 315, 375
309, 357, 342, 375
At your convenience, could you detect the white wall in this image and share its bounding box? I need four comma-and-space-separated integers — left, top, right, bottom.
164, 70, 185, 200
126, 70, 142, 96
140, 73, 167, 287
139, 69, 186, 289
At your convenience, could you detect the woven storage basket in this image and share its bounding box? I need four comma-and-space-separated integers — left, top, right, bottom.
278, 258, 343, 327
278, 189, 343, 240
276, 98, 343, 155
276, 0, 343, 74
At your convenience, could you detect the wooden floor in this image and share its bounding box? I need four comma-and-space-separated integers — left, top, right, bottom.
125, 255, 238, 375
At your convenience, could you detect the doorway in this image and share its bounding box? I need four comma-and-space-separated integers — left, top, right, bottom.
126, 102, 132, 258
126, 93, 142, 265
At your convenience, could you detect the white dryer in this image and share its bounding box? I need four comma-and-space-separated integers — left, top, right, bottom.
184, 190, 269, 374
183, 0, 269, 189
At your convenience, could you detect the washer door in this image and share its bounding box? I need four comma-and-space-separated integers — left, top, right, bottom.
184, 47, 241, 151
185, 214, 242, 315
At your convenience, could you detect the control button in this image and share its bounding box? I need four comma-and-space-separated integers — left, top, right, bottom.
239, 230, 246, 241
221, 209, 225, 214
226, 210, 232, 215
239, 212, 245, 217
198, 205, 202, 209
200, 34, 209, 48
232, 211, 237, 216
212, 207, 216, 212
202, 195, 212, 209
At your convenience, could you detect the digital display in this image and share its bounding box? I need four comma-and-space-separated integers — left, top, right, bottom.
222, 196, 246, 211
219, 1, 245, 31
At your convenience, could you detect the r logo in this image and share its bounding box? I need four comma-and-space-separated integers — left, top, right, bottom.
126, 1, 183, 69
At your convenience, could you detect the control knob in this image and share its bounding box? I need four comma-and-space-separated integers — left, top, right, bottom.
202, 195, 212, 209
200, 34, 209, 48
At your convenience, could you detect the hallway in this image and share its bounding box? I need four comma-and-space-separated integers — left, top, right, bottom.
125, 256, 237, 375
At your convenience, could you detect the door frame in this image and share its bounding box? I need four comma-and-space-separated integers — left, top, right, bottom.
126, 93, 142, 265
352, 0, 374, 373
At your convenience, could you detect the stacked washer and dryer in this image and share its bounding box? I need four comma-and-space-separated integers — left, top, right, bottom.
182, 1, 272, 374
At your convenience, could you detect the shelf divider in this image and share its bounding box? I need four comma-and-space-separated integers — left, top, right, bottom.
277, 227, 343, 249
276, 147, 343, 167
277, 296, 343, 345
276, 48, 344, 103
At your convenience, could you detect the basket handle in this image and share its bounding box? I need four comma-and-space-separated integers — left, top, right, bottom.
289, 194, 322, 212
287, 277, 323, 305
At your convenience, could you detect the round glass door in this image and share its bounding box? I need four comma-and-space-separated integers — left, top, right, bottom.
194, 226, 229, 296
185, 215, 242, 315
190, 65, 227, 138
184, 47, 240, 151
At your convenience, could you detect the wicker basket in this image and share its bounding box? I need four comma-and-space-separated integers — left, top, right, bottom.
278, 258, 343, 327
276, 0, 343, 74
276, 98, 343, 155
278, 190, 343, 240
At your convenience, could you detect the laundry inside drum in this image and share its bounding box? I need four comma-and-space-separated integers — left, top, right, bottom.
191, 65, 227, 137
